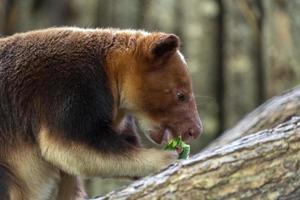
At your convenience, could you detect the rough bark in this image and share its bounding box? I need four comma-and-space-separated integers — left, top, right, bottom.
95, 116, 300, 200
205, 85, 300, 150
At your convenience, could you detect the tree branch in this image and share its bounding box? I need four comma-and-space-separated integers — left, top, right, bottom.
205, 85, 300, 151
95, 116, 300, 200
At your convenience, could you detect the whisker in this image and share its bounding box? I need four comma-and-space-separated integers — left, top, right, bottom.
196, 102, 212, 107
194, 95, 216, 101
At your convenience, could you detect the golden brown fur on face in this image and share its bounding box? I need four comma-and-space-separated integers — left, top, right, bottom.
108, 33, 203, 144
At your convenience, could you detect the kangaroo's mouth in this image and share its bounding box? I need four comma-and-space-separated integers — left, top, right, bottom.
147, 128, 174, 145
134, 113, 202, 145
135, 118, 175, 145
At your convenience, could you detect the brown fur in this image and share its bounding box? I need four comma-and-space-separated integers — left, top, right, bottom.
56, 173, 86, 200
0, 27, 202, 199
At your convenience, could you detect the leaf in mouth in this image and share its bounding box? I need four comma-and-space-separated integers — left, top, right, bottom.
164, 136, 190, 159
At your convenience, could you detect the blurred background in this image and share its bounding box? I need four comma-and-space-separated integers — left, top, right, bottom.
1, 0, 300, 198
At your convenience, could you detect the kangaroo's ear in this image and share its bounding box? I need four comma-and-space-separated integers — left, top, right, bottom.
150, 34, 180, 58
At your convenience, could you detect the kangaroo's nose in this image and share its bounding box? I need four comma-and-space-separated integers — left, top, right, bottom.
182, 121, 203, 142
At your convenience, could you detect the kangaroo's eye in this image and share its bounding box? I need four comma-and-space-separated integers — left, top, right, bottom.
176, 92, 188, 102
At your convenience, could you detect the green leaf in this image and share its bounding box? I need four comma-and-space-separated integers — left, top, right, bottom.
178, 144, 190, 159
164, 137, 190, 159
